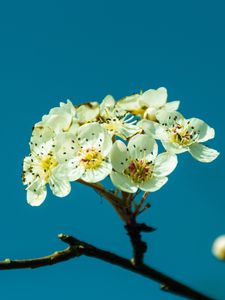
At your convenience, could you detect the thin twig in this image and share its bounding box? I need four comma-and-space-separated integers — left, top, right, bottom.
138, 203, 151, 215
133, 192, 150, 218
0, 235, 80, 270
0, 234, 214, 300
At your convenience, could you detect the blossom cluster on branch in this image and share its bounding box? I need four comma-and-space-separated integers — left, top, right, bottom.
22, 87, 219, 206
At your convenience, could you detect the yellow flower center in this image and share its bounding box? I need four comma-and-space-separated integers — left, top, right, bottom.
124, 159, 153, 183
102, 121, 119, 132
41, 155, 58, 182
81, 149, 104, 169
170, 125, 192, 146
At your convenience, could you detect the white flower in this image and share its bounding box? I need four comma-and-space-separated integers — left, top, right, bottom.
109, 134, 177, 193
139, 111, 219, 163
36, 100, 78, 134
212, 235, 225, 260
57, 123, 112, 183
76, 102, 100, 124
117, 87, 180, 121
23, 138, 72, 206
98, 95, 140, 139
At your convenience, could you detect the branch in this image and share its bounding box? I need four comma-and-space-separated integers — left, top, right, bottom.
75, 181, 214, 299
125, 222, 155, 265
0, 234, 214, 300
0, 240, 79, 269
124, 192, 154, 265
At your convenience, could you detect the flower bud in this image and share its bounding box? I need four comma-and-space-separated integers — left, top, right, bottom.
212, 235, 225, 260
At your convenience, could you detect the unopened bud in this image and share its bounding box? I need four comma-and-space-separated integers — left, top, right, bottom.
212, 235, 225, 260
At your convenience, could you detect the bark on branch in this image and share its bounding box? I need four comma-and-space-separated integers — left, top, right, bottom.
0, 233, 214, 300
0, 182, 214, 299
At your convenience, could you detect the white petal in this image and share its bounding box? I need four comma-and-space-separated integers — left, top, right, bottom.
117, 122, 141, 139
76, 102, 99, 123
38, 100, 76, 134
82, 161, 112, 183
27, 179, 47, 206
117, 94, 141, 111
114, 104, 128, 118
162, 141, 188, 154
53, 159, 85, 181
55, 133, 79, 162
128, 134, 158, 161
143, 107, 158, 121
200, 130, 216, 143
23, 155, 40, 185
78, 123, 112, 156
100, 95, 116, 116
186, 118, 215, 143
140, 87, 167, 107
49, 176, 71, 197
110, 140, 130, 172
30, 126, 55, 149
100, 131, 113, 156
77, 122, 104, 144
189, 143, 219, 163
163, 101, 180, 112
154, 153, 178, 177
138, 119, 168, 140
60, 100, 76, 115
156, 111, 184, 127
32, 139, 55, 157
41, 112, 73, 133
67, 117, 80, 134
110, 171, 138, 193
139, 176, 168, 192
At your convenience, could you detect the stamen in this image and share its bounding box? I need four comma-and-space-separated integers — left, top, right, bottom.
124, 159, 153, 184
81, 148, 104, 170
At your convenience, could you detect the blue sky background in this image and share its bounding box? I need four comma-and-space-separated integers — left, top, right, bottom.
0, 1, 224, 299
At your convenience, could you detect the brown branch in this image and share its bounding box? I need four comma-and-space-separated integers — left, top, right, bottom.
75, 181, 215, 299
122, 191, 153, 266
0, 239, 79, 270
78, 180, 152, 265
0, 233, 214, 300
125, 222, 155, 265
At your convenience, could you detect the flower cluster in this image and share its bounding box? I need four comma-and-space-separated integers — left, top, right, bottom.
22, 88, 219, 206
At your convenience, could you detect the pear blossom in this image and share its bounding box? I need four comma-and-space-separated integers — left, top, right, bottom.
22, 89, 220, 206
117, 87, 180, 121
56, 123, 113, 183
109, 134, 177, 193
98, 95, 140, 139
22, 138, 72, 206
139, 111, 219, 163
36, 100, 78, 134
